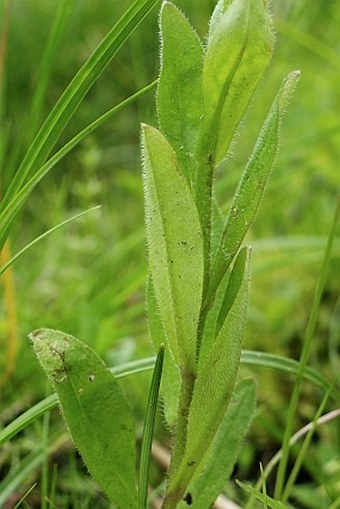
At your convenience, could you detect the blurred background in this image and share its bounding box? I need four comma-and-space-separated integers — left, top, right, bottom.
0, 0, 339, 507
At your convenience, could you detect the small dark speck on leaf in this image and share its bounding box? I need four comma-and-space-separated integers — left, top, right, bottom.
88, 373, 95, 382
183, 492, 193, 505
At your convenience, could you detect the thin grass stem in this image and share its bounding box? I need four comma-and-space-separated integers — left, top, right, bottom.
274, 201, 340, 499
139, 345, 164, 509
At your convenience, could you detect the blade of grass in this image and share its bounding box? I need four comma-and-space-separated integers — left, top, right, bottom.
13, 483, 37, 509
260, 463, 268, 509
0, 0, 160, 245
240, 350, 340, 401
139, 345, 164, 509
0, 80, 157, 244
0, 433, 68, 507
5, 0, 76, 183
238, 480, 287, 509
41, 400, 51, 509
1, 349, 337, 447
244, 408, 340, 509
274, 200, 340, 499
0, 205, 101, 276
281, 380, 337, 502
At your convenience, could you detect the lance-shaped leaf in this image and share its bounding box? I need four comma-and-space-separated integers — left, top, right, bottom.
141, 125, 204, 374
157, 1, 203, 183
29, 329, 138, 509
198, 0, 274, 166
208, 71, 300, 301
177, 379, 256, 509
166, 247, 251, 499
147, 277, 180, 427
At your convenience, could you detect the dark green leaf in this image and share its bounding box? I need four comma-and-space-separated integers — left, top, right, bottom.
29, 329, 138, 509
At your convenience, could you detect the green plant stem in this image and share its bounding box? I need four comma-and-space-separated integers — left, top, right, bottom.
163, 368, 196, 508
195, 156, 214, 296
274, 200, 340, 500
195, 155, 215, 359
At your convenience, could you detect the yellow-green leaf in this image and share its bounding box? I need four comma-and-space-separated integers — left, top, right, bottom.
141, 125, 204, 374
199, 0, 274, 165
209, 71, 300, 300
157, 1, 203, 183
178, 379, 256, 509
146, 277, 180, 427
167, 247, 251, 495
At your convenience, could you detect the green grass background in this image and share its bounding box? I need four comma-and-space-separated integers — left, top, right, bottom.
0, 0, 339, 507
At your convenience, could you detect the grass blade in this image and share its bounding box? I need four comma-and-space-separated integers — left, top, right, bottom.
0, 0, 160, 245
238, 480, 287, 509
139, 345, 164, 509
274, 200, 340, 499
0, 206, 101, 276
0, 80, 157, 244
240, 350, 340, 401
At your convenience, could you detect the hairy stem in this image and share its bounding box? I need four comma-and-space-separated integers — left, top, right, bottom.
163, 368, 196, 508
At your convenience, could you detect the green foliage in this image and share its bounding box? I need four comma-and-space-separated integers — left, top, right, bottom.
177, 378, 257, 509
2, 0, 339, 508
157, 2, 203, 183
141, 124, 204, 374
140, 0, 299, 506
201, 0, 274, 166
30, 329, 138, 509
0, 0, 160, 249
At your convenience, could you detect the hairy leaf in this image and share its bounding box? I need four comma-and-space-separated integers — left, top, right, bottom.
167, 247, 251, 494
141, 125, 204, 374
209, 71, 300, 300
157, 1, 203, 183
29, 329, 138, 509
199, 0, 274, 166
178, 379, 256, 509
147, 277, 180, 427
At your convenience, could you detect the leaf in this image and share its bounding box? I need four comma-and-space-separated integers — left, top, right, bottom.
29, 329, 138, 509
167, 247, 251, 494
141, 124, 204, 374
177, 379, 256, 509
139, 345, 164, 509
147, 277, 180, 427
199, 0, 274, 165
209, 71, 300, 300
157, 1, 203, 183
237, 480, 288, 509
